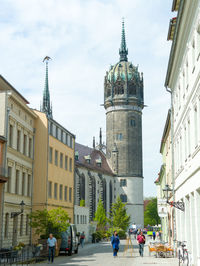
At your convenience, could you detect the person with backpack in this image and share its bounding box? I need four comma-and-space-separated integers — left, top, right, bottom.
80, 231, 85, 248
153, 231, 156, 241
137, 231, 146, 257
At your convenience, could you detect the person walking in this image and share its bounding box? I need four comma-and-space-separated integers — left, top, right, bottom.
137, 231, 146, 257
80, 231, 85, 248
111, 231, 120, 258
47, 233, 57, 263
153, 231, 156, 241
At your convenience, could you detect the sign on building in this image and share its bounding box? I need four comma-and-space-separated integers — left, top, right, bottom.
157, 198, 168, 218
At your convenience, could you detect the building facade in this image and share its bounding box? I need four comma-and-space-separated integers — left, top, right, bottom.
104, 21, 144, 225
32, 58, 75, 241
165, 0, 200, 264
0, 75, 37, 247
155, 110, 173, 244
74, 142, 115, 222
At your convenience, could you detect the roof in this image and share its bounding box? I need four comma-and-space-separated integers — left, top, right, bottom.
75, 143, 115, 176
160, 109, 171, 153
0, 75, 29, 104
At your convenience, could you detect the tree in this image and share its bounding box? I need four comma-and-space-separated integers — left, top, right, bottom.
144, 197, 160, 227
29, 207, 70, 238
109, 196, 130, 231
94, 198, 107, 230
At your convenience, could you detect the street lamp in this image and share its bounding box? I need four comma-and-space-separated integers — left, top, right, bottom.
163, 184, 184, 211
11, 200, 25, 218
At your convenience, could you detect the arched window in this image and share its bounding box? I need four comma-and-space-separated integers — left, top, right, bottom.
26, 214, 29, 235
120, 194, 127, 203
130, 118, 136, 127
80, 174, 85, 201
4, 213, 9, 238
109, 181, 113, 211
129, 80, 137, 95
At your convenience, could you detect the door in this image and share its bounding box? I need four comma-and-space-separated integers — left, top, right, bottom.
12, 216, 18, 246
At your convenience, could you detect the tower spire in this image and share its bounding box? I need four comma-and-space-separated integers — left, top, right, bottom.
119, 18, 128, 62
41, 56, 52, 118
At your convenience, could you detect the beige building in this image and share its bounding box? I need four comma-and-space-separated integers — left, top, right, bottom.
33, 110, 75, 231
0, 75, 37, 247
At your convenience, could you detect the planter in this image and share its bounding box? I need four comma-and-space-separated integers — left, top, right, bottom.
55, 239, 61, 257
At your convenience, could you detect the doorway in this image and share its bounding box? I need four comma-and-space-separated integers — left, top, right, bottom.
12, 216, 18, 246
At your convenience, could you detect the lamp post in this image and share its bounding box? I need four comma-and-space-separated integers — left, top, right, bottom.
163, 184, 184, 211
11, 200, 25, 218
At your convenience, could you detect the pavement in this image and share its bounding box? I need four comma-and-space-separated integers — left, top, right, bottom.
34, 237, 178, 266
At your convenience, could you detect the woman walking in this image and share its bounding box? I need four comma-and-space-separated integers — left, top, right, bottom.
111, 231, 120, 258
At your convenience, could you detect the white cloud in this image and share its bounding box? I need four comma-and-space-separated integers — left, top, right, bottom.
0, 0, 172, 197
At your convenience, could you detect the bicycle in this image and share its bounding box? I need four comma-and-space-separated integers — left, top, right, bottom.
178, 241, 189, 266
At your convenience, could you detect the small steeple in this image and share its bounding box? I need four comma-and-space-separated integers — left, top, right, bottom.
93, 136, 95, 149
41, 56, 52, 118
99, 128, 102, 146
119, 18, 128, 62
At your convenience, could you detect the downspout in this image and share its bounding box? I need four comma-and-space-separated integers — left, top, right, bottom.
30, 128, 36, 245
165, 85, 176, 257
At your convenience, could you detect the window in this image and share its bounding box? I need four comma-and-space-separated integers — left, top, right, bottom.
23, 134, 27, 155
49, 147, 53, 163
116, 133, 123, 141
69, 187, 72, 202
28, 138, 32, 158
56, 127, 58, 138
50, 123, 53, 135
120, 179, 127, 187
188, 120, 191, 156
61, 131, 63, 142
64, 186, 67, 201
15, 170, 19, 194
26, 214, 29, 235
20, 214, 23, 236
66, 134, 68, 145
80, 215, 82, 224
27, 174, 31, 197
4, 213, 9, 238
77, 215, 79, 224
65, 156, 68, 170
22, 173, 26, 196
60, 153, 63, 168
59, 185, 63, 200
17, 130, 21, 151
192, 39, 195, 70
69, 158, 72, 172
7, 167, 12, 193
194, 107, 198, 147
70, 136, 73, 148
130, 119, 136, 127
9, 124, 13, 147
48, 181, 52, 198
54, 183, 58, 199
55, 150, 58, 166
120, 194, 127, 203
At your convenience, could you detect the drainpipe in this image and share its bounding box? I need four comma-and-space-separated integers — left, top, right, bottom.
165, 86, 176, 257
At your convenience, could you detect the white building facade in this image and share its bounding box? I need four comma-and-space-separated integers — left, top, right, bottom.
165, 0, 200, 264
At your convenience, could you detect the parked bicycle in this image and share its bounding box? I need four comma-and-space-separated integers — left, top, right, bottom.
178, 241, 189, 266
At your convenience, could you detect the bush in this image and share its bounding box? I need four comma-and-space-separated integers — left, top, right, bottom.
80, 200, 85, 207
107, 227, 126, 239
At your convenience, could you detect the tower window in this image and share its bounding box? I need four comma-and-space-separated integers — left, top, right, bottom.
116, 133, 123, 141
130, 119, 136, 127
120, 194, 127, 203
120, 179, 127, 187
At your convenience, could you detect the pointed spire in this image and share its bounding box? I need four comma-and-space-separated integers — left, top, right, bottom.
93, 136, 95, 149
41, 56, 52, 118
119, 18, 128, 62
99, 128, 102, 146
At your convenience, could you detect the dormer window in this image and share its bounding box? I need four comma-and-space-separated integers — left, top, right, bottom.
96, 157, 102, 167
84, 155, 91, 164
75, 151, 79, 161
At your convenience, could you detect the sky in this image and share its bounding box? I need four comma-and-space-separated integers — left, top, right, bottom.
0, 0, 173, 197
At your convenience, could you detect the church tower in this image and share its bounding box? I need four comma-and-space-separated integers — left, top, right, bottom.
104, 21, 144, 226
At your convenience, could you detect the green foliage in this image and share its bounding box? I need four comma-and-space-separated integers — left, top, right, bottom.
109, 196, 130, 231
94, 198, 107, 230
29, 207, 70, 239
80, 199, 85, 207
107, 227, 126, 239
144, 197, 161, 227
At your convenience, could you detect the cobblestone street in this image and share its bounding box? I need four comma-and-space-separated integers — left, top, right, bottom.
35, 238, 178, 266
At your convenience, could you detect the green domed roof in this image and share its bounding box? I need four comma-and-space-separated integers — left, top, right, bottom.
107, 61, 140, 83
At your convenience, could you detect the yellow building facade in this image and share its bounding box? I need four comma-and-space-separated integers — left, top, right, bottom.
33, 110, 75, 237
